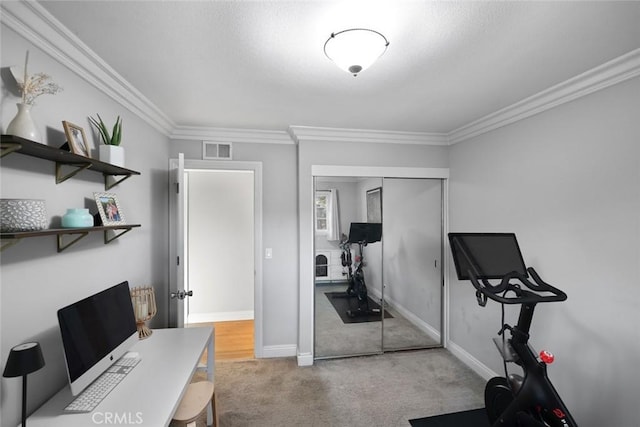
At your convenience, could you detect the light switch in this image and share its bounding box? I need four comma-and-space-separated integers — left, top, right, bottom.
265, 248, 273, 259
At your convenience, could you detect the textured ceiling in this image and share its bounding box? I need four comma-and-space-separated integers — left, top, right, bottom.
40, 1, 640, 133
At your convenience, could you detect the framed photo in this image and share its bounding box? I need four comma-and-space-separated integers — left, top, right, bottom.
366, 187, 382, 223
94, 192, 126, 226
62, 121, 90, 157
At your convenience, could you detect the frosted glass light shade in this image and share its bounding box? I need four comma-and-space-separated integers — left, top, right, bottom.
324, 28, 389, 76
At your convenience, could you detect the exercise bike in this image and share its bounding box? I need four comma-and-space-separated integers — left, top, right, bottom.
449, 233, 579, 427
339, 235, 356, 297
341, 222, 382, 318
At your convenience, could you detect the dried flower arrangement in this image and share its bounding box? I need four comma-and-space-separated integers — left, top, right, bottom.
11, 51, 63, 105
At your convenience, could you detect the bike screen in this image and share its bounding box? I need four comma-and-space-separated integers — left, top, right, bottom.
449, 233, 528, 280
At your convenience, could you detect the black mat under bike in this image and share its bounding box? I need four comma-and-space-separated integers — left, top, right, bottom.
449, 233, 579, 427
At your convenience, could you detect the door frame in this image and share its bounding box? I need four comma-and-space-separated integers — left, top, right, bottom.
300, 165, 450, 365
169, 158, 264, 358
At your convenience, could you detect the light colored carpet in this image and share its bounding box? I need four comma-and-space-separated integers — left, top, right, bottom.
203, 349, 485, 427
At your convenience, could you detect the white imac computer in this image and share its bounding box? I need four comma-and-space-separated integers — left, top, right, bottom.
57, 281, 138, 395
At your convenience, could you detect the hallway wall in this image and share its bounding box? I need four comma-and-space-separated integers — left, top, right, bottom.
186, 170, 254, 322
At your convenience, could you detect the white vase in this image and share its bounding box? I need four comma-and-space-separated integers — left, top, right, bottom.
99, 145, 125, 167
6, 103, 41, 142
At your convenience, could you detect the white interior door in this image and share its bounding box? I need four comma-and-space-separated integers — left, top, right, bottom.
169, 153, 187, 327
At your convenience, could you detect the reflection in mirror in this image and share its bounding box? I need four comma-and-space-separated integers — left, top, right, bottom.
381, 178, 443, 351
314, 176, 444, 359
314, 177, 383, 358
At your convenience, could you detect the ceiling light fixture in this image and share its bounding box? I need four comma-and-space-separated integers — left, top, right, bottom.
324, 28, 389, 77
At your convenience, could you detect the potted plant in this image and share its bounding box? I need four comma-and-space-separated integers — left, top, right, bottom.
89, 114, 124, 167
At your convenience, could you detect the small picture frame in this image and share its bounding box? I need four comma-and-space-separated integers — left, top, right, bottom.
94, 192, 126, 226
366, 187, 382, 223
62, 121, 90, 157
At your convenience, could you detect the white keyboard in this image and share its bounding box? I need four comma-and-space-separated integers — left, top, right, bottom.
64, 355, 141, 413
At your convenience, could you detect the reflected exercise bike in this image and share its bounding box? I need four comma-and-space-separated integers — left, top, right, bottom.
449, 232, 578, 427
339, 222, 382, 318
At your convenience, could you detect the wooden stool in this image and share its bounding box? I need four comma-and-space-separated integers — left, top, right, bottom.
170, 381, 218, 427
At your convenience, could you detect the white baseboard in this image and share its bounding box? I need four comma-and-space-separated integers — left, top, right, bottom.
447, 340, 499, 381
391, 298, 441, 342
187, 310, 254, 324
261, 344, 297, 358
368, 288, 441, 342
296, 352, 314, 366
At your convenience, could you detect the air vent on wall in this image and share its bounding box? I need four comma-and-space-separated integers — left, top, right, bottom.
202, 141, 232, 160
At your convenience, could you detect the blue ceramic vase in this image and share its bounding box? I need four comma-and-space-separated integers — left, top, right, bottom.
61, 208, 93, 228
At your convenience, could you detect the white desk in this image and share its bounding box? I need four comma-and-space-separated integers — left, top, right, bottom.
26, 327, 214, 427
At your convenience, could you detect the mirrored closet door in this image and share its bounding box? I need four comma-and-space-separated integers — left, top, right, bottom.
314, 177, 383, 358
381, 178, 442, 351
314, 176, 444, 359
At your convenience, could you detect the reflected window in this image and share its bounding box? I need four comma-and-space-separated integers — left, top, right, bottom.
315, 191, 329, 232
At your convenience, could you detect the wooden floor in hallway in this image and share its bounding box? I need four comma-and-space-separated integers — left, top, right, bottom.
188, 320, 254, 361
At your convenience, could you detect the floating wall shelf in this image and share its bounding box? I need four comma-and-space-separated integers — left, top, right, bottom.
0, 225, 142, 252
1, 135, 140, 190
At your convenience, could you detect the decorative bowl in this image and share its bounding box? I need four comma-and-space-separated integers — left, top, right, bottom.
0, 199, 48, 232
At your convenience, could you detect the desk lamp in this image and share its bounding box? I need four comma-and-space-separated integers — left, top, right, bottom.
3, 342, 45, 427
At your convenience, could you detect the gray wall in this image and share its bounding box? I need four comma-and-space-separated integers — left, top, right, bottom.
1, 27, 171, 427
448, 76, 640, 426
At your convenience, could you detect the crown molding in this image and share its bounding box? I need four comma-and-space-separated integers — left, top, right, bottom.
171, 126, 294, 144
288, 126, 449, 145
1, 1, 175, 135
448, 48, 640, 144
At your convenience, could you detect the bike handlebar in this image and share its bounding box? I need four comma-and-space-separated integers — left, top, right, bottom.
468, 267, 567, 306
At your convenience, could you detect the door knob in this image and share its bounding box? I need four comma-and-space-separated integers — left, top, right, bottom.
170, 290, 193, 300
